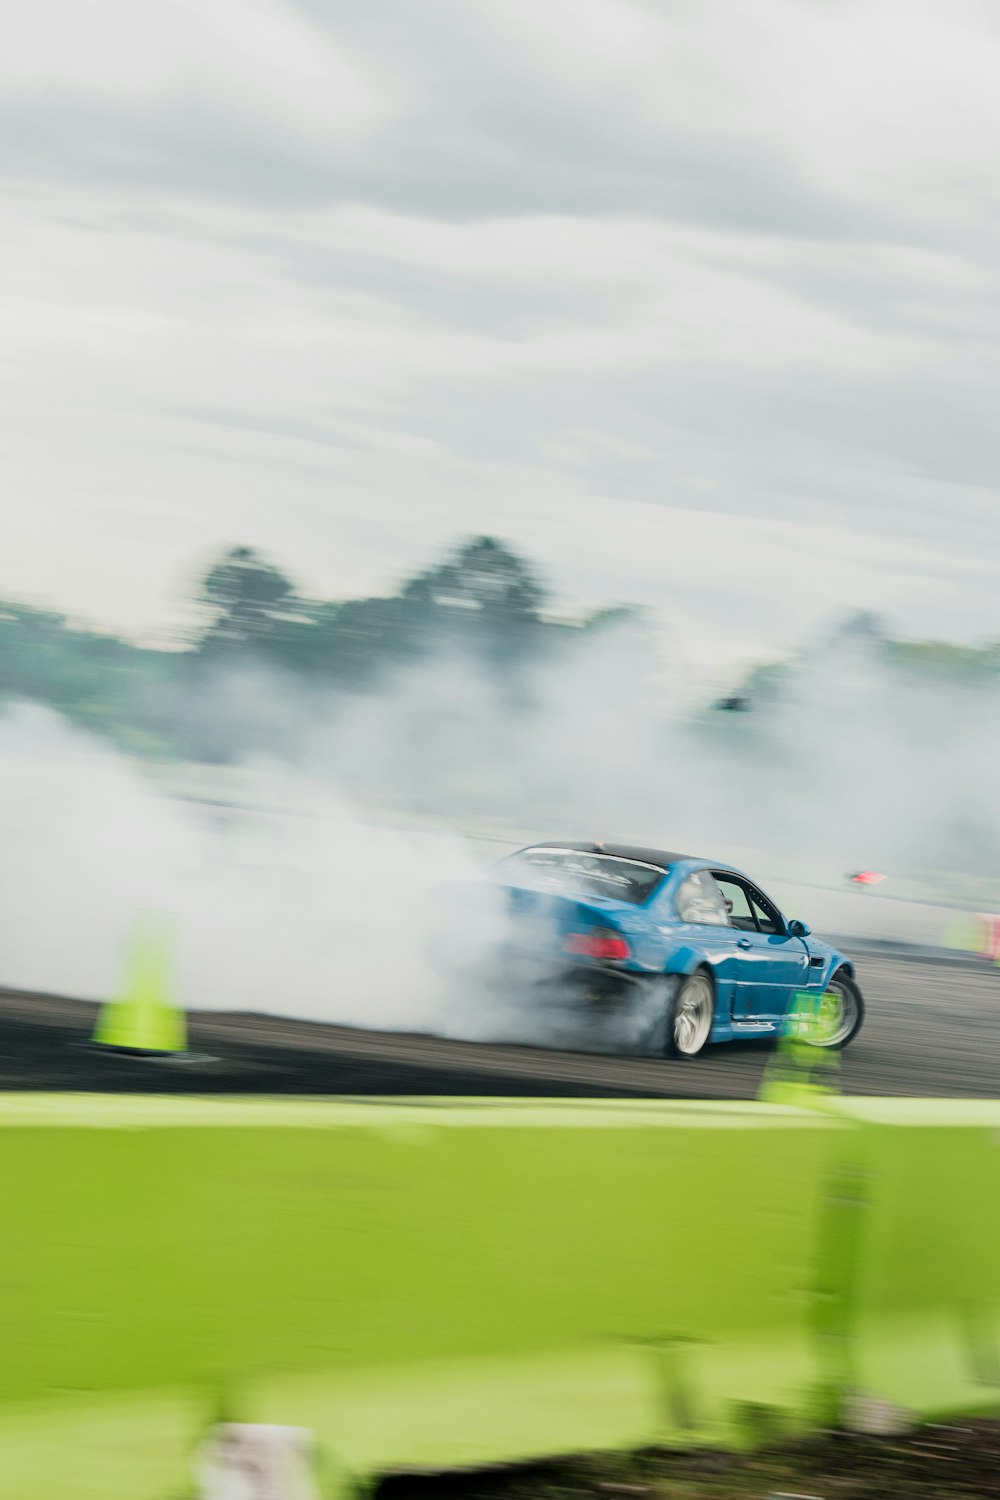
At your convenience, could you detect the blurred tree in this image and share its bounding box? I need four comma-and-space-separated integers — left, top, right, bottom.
581, 605, 641, 633
198, 546, 299, 649
416, 535, 546, 622
834, 610, 888, 643
394, 535, 548, 673
9, 527, 999, 775
298, 596, 411, 683
0, 602, 182, 755
887, 637, 1000, 678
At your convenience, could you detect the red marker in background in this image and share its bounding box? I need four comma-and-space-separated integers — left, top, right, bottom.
848, 870, 887, 886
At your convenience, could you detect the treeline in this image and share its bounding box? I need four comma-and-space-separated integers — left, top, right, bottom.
1, 533, 997, 764
735, 609, 1000, 713
0, 535, 635, 760
197, 534, 569, 678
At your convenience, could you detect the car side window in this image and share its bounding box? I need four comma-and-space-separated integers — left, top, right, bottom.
675, 870, 731, 926
712, 875, 786, 936
714, 878, 756, 932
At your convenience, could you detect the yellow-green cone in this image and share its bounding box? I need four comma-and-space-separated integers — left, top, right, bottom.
93, 912, 186, 1053
758, 990, 840, 1106
943, 912, 985, 955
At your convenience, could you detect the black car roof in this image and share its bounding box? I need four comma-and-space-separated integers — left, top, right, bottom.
524, 840, 691, 870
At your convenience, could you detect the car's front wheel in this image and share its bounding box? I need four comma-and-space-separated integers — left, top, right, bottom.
799, 969, 865, 1050
665, 969, 715, 1059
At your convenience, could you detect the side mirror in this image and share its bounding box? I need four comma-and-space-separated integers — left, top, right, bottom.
787, 918, 811, 938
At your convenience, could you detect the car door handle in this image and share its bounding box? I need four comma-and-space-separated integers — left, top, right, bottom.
737, 937, 752, 949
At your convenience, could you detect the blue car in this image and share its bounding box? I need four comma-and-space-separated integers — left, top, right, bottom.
480, 841, 864, 1058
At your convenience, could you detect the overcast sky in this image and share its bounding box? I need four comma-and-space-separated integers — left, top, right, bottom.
4, 0, 1000, 680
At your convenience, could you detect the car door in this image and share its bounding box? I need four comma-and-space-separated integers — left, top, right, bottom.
672, 868, 752, 1022
713, 875, 809, 1021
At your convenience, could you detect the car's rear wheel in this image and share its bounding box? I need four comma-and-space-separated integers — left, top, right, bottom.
799, 970, 864, 1049
666, 970, 715, 1059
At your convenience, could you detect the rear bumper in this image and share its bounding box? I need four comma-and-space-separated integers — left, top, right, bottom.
499, 954, 647, 1008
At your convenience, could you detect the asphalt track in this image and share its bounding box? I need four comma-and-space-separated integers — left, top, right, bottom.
0, 949, 997, 1098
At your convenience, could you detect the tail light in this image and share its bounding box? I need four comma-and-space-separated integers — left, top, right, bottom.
563, 928, 631, 961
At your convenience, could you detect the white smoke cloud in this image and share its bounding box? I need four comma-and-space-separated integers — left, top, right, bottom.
0, 622, 997, 1038
285, 624, 1000, 888
0, 696, 675, 1051
0, 702, 490, 1028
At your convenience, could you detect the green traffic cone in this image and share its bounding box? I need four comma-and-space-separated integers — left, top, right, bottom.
93, 912, 186, 1055
944, 912, 984, 955
758, 990, 840, 1106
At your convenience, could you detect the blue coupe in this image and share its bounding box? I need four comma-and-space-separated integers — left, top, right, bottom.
480, 841, 864, 1058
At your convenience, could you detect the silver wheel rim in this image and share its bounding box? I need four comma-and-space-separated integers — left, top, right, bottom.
801, 979, 857, 1048
674, 974, 713, 1055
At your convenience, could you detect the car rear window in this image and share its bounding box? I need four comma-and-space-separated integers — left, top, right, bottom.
496, 848, 665, 906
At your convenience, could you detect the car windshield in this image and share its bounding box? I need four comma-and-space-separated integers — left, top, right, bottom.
495, 848, 665, 906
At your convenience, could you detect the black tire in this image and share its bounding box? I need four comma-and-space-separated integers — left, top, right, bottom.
799, 969, 865, 1050
665, 969, 715, 1059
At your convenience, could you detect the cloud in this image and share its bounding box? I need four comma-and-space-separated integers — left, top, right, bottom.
2, 0, 1000, 671
1, 0, 398, 164
5, 0, 999, 239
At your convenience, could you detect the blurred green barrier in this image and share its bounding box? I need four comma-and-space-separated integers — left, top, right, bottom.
827, 1098, 1000, 1430
5, 1095, 1000, 1497
0, 1095, 840, 1498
